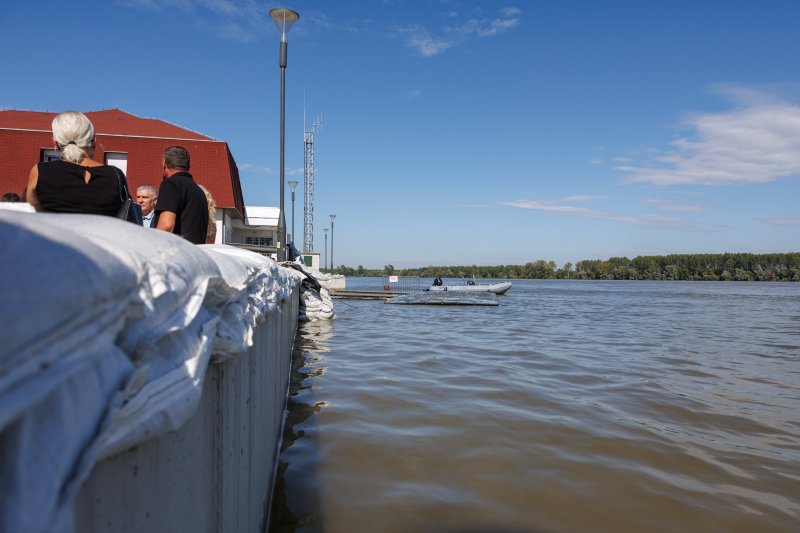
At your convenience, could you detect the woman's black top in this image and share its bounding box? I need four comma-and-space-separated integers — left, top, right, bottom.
36, 160, 123, 216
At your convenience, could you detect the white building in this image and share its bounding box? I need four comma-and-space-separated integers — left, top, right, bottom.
217, 205, 320, 268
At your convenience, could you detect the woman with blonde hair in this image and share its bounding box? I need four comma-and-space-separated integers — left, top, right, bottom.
26, 111, 127, 216
197, 184, 217, 244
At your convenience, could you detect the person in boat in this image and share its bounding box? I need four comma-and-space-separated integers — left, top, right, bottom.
433, 277, 443, 286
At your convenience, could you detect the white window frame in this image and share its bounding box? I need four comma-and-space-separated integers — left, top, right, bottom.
104, 152, 128, 174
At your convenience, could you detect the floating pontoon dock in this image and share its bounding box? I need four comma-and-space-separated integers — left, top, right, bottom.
386, 291, 498, 306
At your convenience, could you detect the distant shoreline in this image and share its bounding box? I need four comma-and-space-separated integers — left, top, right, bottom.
325, 252, 800, 282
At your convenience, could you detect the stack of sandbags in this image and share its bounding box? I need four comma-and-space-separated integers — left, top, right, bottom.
0, 211, 304, 533
287, 260, 335, 321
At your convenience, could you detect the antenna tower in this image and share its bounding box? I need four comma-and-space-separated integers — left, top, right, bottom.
303, 114, 321, 254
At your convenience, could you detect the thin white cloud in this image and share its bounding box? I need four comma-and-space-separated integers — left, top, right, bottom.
302, 11, 334, 32
562, 195, 604, 202
239, 163, 274, 174
762, 218, 800, 226
407, 89, 423, 100
503, 198, 699, 231
448, 11, 521, 39
117, 1, 344, 41
398, 7, 521, 57
397, 25, 455, 57
452, 16, 520, 38
645, 198, 704, 212
240, 163, 301, 176
711, 82, 800, 106
286, 167, 304, 177
617, 88, 800, 186
118, 0, 269, 41
116, 0, 164, 10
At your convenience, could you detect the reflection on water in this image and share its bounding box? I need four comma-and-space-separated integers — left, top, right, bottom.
271, 319, 334, 532
270, 280, 800, 533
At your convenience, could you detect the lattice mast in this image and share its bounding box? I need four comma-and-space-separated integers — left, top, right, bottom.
303, 112, 321, 254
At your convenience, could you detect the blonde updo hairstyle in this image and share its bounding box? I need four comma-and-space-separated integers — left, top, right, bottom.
52, 111, 95, 163
197, 184, 217, 240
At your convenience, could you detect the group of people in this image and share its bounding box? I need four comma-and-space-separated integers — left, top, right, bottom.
15, 111, 215, 245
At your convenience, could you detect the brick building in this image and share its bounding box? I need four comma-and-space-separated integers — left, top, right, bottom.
0, 108, 292, 258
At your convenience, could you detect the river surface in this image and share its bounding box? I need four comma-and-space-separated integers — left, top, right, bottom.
270, 279, 800, 533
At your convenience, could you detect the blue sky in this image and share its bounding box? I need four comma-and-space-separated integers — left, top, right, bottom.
3, 1, 799, 269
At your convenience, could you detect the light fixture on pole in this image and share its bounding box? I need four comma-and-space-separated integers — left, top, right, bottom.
329, 214, 336, 271
323, 228, 328, 271
269, 7, 300, 261
288, 179, 298, 246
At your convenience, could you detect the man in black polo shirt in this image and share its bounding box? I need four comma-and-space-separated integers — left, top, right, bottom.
155, 146, 208, 244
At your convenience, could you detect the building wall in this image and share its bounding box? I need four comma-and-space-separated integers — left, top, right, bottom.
0, 130, 53, 197
0, 130, 242, 215
74, 286, 299, 533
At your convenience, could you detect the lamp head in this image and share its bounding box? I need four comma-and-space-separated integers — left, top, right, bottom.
288, 180, 299, 192
330, 214, 336, 222
269, 8, 300, 42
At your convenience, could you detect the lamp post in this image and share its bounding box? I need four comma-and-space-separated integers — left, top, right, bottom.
269, 7, 300, 261
288, 179, 298, 246
323, 228, 328, 271
329, 214, 336, 271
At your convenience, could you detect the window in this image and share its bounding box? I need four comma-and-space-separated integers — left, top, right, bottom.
245, 236, 273, 246
41, 149, 60, 162
105, 152, 128, 174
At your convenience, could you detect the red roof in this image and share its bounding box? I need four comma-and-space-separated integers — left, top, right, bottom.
0, 109, 245, 217
0, 108, 215, 141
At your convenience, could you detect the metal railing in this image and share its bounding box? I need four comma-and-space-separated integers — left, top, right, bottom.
381, 275, 423, 293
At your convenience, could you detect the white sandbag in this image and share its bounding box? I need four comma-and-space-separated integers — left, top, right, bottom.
0, 211, 303, 533
0, 213, 140, 430
0, 213, 143, 533
203, 246, 303, 362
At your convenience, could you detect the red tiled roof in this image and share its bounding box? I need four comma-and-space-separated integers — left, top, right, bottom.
0, 108, 215, 141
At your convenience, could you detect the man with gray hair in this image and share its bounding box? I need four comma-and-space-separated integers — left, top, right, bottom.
136, 185, 158, 227
155, 146, 208, 244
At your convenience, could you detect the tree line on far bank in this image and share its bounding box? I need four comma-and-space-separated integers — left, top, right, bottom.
326, 252, 800, 281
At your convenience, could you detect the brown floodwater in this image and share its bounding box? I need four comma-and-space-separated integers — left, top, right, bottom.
270, 279, 800, 533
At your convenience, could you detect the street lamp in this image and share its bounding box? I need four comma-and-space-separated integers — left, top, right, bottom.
329, 214, 336, 271
269, 7, 300, 261
288, 179, 298, 246
323, 228, 328, 271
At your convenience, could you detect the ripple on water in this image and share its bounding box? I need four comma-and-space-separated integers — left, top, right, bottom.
271, 280, 800, 533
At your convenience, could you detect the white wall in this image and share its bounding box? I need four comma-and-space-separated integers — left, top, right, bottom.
301, 253, 320, 269
74, 288, 299, 533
